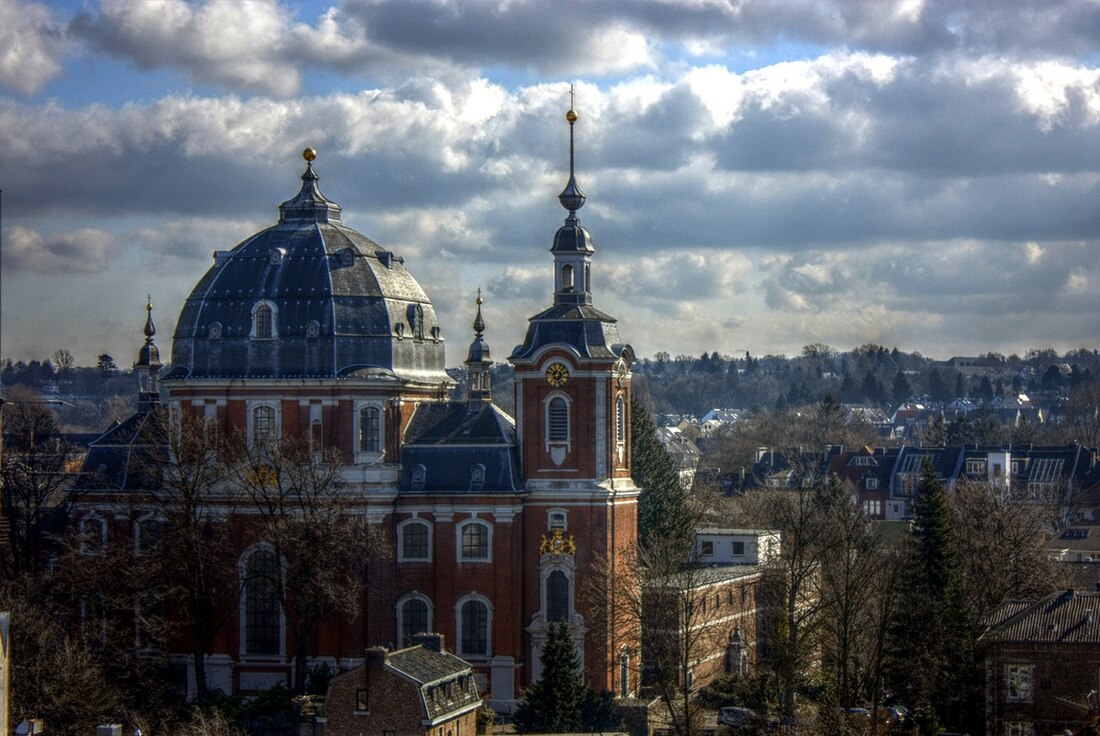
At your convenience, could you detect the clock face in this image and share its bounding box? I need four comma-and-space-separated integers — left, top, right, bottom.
546, 363, 570, 387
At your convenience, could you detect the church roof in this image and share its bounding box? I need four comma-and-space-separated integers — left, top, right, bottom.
400, 402, 521, 493
166, 152, 449, 386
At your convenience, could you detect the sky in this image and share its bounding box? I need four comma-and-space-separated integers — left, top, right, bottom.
1, 0, 1099, 368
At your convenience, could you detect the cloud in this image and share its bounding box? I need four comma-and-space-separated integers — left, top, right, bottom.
1, 226, 120, 274
0, 0, 67, 95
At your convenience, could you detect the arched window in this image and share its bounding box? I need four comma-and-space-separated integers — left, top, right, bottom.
252, 405, 277, 447
458, 597, 490, 657
546, 570, 569, 622
585, 263, 591, 293
458, 520, 490, 562
547, 397, 569, 443
548, 509, 567, 531
399, 520, 431, 562
358, 405, 381, 454
399, 596, 431, 647
562, 264, 575, 291
242, 546, 281, 656
252, 302, 276, 339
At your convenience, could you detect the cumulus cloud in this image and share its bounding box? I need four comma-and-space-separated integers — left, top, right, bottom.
0, 0, 67, 95
1, 226, 120, 274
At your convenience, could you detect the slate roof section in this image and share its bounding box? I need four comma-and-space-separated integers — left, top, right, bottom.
510, 303, 631, 362
79, 408, 168, 492
384, 645, 480, 724
166, 160, 449, 385
400, 402, 521, 493
980, 589, 1100, 644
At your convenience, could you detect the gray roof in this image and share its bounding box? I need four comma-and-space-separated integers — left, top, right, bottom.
980, 589, 1100, 644
400, 401, 521, 493
166, 161, 449, 385
385, 645, 481, 723
510, 303, 631, 362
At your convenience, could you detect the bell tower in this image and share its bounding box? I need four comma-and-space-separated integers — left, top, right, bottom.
511, 90, 639, 695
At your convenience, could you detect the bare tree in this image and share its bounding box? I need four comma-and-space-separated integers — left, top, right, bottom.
590, 534, 727, 736
1, 387, 80, 579
748, 478, 829, 723
136, 410, 240, 701
233, 437, 389, 692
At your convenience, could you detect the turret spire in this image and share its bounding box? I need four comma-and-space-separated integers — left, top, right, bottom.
134, 296, 162, 411
278, 148, 342, 224
465, 289, 492, 404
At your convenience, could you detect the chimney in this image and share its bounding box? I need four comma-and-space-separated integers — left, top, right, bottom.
411, 632, 445, 653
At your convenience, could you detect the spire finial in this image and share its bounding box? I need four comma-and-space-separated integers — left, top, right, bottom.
303, 147, 317, 163
144, 295, 156, 339
473, 288, 485, 337
558, 83, 586, 217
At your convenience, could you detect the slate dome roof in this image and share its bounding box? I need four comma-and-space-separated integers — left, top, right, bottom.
167, 155, 449, 385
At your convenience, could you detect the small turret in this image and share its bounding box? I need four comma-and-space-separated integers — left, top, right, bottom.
134, 296, 162, 412
465, 290, 492, 404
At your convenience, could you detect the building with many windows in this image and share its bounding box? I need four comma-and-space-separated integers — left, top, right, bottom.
77, 108, 638, 712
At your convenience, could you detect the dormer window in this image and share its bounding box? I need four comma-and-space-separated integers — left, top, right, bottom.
251, 301, 277, 339
410, 464, 427, 492
469, 464, 486, 492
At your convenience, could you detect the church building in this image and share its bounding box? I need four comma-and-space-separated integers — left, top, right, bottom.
79, 104, 640, 712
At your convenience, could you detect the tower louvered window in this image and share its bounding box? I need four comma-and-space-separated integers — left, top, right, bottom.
548, 397, 569, 442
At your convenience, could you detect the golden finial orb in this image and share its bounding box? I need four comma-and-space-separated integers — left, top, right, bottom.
476, 287, 483, 306
302, 147, 317, 162
566, 109, 578, 123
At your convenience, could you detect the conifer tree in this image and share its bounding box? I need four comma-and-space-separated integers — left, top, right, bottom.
633, 397, 692, 552
514, 623, 586, 733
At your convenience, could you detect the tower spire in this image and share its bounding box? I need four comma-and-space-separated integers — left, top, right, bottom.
465, 289, 492, 404
558, 84, 586, 220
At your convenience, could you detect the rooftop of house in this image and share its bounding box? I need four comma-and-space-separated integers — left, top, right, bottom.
981, 589, 1100, 645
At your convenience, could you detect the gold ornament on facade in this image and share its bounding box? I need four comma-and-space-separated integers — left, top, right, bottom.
539, 528, 577, 556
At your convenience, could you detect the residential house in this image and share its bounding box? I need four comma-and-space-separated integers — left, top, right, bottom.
323, 636, 481, 736
980, 589, 1100, 736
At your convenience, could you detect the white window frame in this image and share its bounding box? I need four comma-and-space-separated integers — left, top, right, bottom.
250, 300, 278, 340
543, 390, 572, 450
866, 477, 878, 490
615, 393, 627, 464
80, 514, 107, 556
547, 508, 568, 531
354, 401, 385, 462
455, 593, 493, 660
1005, 663, 1033, 703
457, 518, 492, 563
397, 518, 433, 562
247, 401, 281, 449
238, 542, 285, 659
396, 592, 434, 648
133, 511, 163, 557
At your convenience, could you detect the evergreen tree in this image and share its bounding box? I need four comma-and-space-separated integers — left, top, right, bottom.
954, 373, 966, 399
891, 370, 912, 407
928, 369, 949, 403
888, 460, 975, 733
977, 376, 994, 403
633, 398, 692, 552
514, 623, 586, 733
946, 412, 976, 445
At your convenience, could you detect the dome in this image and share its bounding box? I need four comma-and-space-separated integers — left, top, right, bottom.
167, 157, 448, 386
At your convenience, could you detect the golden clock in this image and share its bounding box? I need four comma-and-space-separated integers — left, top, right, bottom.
546, 363, 570, 387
